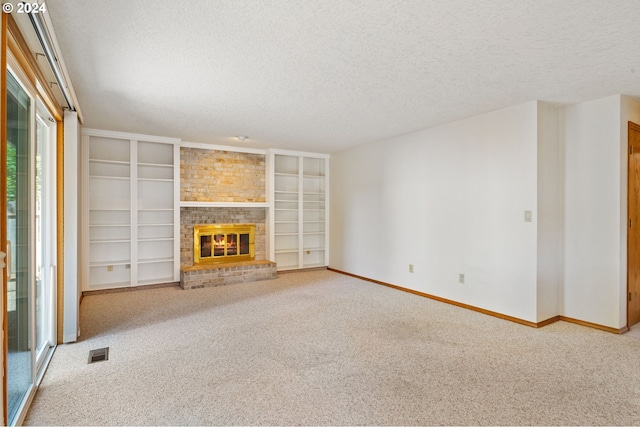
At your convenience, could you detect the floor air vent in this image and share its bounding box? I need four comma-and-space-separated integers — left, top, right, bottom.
88, 347, 109, 364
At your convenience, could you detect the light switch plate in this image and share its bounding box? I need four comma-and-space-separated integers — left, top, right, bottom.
524, 211, 533, 222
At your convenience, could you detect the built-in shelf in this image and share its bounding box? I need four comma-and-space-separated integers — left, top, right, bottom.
90, 260, 131, 267
138, 277, 175, 285
89, 158, 129, 164
138, 178, 173, 182
88, 281, 132, 289
275, 249, 299, 254
83, 131, 179, 291
138, 162, 173, 168
138, 257, 174, 264
302, 263, 325, 269
89, 175, 130, 181
270, 151, 328, 271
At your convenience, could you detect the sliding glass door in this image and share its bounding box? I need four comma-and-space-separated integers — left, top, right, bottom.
6, 70, 33, 424
5, 69, 57, 425
34, 102, 56, 375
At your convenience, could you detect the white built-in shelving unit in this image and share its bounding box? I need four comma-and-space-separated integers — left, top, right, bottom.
268, 150, 329, 270
82, 133, 330, 287
82, 129, 180, 291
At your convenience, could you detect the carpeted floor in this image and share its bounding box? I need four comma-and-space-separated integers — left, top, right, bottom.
25, 270, 640, 425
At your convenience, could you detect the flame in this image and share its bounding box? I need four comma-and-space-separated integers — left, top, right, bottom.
213, 235, 237, 248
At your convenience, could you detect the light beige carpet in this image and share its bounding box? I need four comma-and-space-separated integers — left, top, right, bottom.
25, 270, 640, 425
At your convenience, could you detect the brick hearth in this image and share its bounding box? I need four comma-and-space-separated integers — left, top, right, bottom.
180, 260, 277, 290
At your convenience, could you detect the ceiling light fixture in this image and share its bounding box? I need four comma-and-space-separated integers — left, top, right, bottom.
236, 136, 249, 141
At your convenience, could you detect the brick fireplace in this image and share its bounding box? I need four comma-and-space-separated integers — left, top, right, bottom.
180, 207, 267, 266
194, 223, 255, 264
179, 148, 276, 289
181, 148, 265, 203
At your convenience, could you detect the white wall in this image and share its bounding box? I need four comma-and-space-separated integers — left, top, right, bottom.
331, 101, 543, 322
536, 102, 561, 321
561, 95, 640, 329
63, 111, 80, 342
332, 95, 640, 330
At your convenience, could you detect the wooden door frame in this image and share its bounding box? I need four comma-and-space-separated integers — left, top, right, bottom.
628, 120, 640, 329
1, 10, 8, 427
3, 15, 65, 423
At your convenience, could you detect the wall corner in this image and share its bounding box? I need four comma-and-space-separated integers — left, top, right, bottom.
62, 111, 80, 343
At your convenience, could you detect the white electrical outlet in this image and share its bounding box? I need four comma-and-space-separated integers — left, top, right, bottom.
409, 264, 414, 273
524, 210, 533, 222
459, 273, 465, 284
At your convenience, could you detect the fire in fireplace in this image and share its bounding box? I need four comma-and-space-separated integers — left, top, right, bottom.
194, 224, 255, 264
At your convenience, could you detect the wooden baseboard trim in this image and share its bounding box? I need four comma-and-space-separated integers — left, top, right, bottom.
558, 316, 627, 334
328, 268, 541, 328
537, 315, 561, 328
82, 281, 180, 298
328, 269, 622, 333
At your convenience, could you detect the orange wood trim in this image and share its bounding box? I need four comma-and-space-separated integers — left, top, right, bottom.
328, 269, 628, 333
328, 268, 548, 328
557, 316, 627, 335
56, 119, 64, 344
8, 14, 67, 343
6, 15, 63, 121
627, 121, 631, 332
1, 10, 8, 427
537, 315, 561, 328
628, 120, 640, 330
328, 267, 629, 334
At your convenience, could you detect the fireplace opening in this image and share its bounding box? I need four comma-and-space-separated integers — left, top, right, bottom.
194, 224, 255, 264
201, 235, 212, 257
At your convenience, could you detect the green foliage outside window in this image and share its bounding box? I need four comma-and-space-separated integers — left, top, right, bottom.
7, 143, 16, 202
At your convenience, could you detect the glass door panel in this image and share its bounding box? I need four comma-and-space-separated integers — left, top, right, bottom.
6, 71, 33, 424
35, 105, 55, 373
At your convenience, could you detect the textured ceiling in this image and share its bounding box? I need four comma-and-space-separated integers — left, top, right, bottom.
46, 0, 640, 153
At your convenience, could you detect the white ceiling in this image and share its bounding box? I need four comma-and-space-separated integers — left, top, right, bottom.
46, 0, 640, 153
